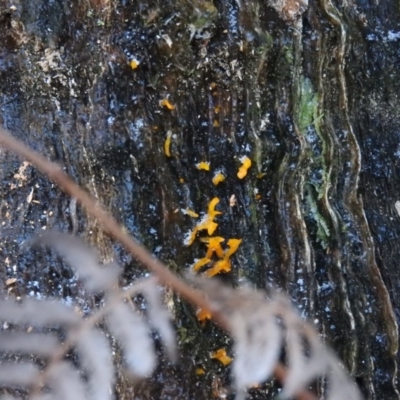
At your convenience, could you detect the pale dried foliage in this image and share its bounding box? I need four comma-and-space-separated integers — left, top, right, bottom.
0, 233, 362, 400
0, 233, 176, 400
188, 277, 363, 400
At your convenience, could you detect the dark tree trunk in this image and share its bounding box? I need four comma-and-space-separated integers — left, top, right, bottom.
1, 0, 400, 398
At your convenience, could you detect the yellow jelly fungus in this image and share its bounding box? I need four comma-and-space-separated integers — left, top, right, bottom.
197, 219, 218, 236
205, 237, 225, 258
184, 226, 198, 246
208, 197, 222, 219
182, 208, 199, 218
210, 349, 233, 366
130, 59, 139, 69
193, 257, 212, 272
196, 308, 212, 322
214, 106, 220, 114
164, 131, 172, 157
213, 120, 219, 127
160, 98, 176, 110
196, 161, 210, 171
255, 194, 261, 200
212, 172, 225, 186
184, 197, 222, 246
225, 238, 242, 258
196, 367, 206, 376
237, 156, 252, 179
179, 178, 185, 183
206, 259, 231, 277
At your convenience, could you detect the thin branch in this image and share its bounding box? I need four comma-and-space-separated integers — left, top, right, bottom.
0, 127, 214, 322
0, 126, 317, 400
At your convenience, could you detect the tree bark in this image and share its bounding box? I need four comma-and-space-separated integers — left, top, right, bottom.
0, 0, 399, 398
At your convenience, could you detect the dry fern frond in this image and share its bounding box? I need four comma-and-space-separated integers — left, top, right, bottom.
0, 332, 60, 356
141, 283, 177, 362
76, 329, 115, 400
0, 232, 176, 400
46, 362, 89, 400
106, 301, 157, 377
0, 363, 39, 387
188, 276, 362, 400
30, 232, 121, 293
0, 298, 80, 327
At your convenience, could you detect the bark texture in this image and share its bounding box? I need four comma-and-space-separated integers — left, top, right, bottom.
1, 0, 400, 398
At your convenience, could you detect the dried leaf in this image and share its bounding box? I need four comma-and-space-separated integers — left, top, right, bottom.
76, 330, 115, 400
106, 301, 156, 377
232, 304, 282, 390
0, 234, 177, 400
0, 363, 39, 387
188, 277, 362, 400
31, 232, 120, 293
283, 327, 328, 397
0, 298, 79, 327
47, 362, 89, 400
0, 332, 59, 356
141, 283, 177, 363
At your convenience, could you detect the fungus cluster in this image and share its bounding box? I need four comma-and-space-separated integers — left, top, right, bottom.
172, 145, 254, 372
184, 198, 242, 278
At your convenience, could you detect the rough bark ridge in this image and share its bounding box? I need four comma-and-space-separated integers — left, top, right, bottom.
0, 0, 399, 398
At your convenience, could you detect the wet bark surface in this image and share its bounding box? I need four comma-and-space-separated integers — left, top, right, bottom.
1, 0, 400, 398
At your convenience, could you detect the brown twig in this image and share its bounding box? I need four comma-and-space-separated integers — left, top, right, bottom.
0, 126, 317, 400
